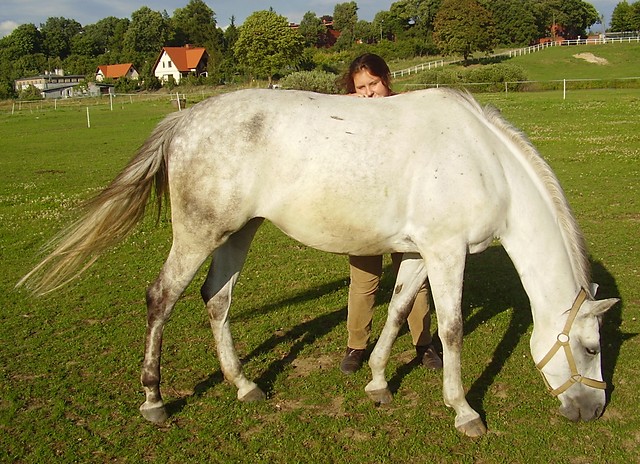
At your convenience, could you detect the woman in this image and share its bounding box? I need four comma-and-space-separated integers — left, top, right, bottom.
339, 53, 442, 374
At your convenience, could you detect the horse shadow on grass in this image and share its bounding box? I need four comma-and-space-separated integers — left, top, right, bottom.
380, 247, 628, 423
166, 247, 629, 420
165, 278, 348, 416
382, 246, 531, 409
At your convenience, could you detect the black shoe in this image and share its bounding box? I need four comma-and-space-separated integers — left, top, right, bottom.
340, 347, 366, 374
416, 344, 443, 370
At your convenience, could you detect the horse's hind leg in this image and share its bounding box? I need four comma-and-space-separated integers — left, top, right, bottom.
201, 218, 265, 402
139, 244, 211, 424
365, 254, 427, 403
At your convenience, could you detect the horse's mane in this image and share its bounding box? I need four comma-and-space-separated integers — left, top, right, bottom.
448, 90, 592, 296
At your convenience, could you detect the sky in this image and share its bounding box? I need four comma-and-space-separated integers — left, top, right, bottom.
0, 0, 620, 38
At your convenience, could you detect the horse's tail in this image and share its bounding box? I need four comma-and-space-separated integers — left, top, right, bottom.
18, 110, 185, 295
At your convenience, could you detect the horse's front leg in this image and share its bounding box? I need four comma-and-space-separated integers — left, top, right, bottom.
140, 248, 210, 423
202, 219, 265, 402
365, 253, 426, 404
427, 248, 487, 437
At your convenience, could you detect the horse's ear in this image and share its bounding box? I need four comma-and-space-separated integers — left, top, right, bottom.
590, 282, 599, 297
590, 298, 619, 317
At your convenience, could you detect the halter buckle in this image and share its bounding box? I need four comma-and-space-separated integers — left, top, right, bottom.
535, 289, 607, 396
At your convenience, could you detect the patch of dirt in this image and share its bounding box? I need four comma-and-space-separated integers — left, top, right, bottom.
573, 53, 609, 65
289, 354, 335, 378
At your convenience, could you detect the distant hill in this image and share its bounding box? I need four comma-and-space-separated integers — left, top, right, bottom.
504, 42, 640, 81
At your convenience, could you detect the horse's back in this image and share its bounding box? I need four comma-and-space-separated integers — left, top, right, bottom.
166, 89, 511, 255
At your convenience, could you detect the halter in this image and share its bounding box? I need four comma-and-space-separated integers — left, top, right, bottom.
535, 288, 607, 396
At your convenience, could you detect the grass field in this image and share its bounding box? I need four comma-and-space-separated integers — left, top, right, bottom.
1, 87, 638, 463
507, 42, 640, 81
393, 41, 640, 93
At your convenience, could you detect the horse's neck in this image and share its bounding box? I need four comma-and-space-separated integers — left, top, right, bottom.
500, 169, 582, 329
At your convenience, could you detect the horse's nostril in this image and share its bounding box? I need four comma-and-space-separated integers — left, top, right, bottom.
594, 406, 603, 419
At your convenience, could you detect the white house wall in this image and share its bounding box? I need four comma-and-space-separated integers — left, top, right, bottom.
154, 51, 182, 83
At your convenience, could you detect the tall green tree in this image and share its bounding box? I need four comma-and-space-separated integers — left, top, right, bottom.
5, 23, 42, 57
234, 10, 304, 84
333, 2, 359, 48
354, 20, 375, 43
223, 16, 239, 53
610, 1, 634, 31
529, 0, 599, 38
40, 17, 82, 60
488, 0, 538, 45
433, 0, 497, 62
632, 1, 640, 30
123, 7, 170, 56
71, 17, 129, 58
372, 11, 395, 41
299, 11, 327, 47
171, 0, 221, 49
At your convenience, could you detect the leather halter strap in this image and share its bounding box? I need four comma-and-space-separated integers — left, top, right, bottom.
535, 288, 607, 396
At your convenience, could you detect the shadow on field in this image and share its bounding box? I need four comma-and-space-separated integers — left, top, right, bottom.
590, 260, 634, 408
382, 247, 628, 423
165, 249, 630, 421
164, 277, 347, 416
382, 246, 531, 415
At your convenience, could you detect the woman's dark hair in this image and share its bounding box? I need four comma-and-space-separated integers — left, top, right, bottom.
341, 53, 392, 94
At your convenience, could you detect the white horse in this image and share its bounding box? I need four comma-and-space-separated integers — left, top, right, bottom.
19, 88, 618, 437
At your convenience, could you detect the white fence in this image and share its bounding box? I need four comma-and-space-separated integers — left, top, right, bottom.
401, 76, 640, 99
503, 35, 640, 58
391, 60, 447, 78
391, 35, 640, 77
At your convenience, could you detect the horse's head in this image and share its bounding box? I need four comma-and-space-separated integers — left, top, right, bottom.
533, 289, 618, 422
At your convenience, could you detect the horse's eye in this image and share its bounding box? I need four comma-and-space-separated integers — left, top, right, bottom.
585, 347, 598, 356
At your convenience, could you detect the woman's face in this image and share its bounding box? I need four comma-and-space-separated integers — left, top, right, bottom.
352, 69, 390, 98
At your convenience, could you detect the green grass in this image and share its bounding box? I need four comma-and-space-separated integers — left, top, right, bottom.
394, 42, 640, 91
1, 89, 639, 463
508, 42, 640, 81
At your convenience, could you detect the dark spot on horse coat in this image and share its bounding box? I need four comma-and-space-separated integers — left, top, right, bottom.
244, 112, 266, 144
443, 318, 463, 350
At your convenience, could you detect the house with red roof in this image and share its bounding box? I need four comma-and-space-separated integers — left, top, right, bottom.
153, 45, 209, 84
95, 63, 139, 82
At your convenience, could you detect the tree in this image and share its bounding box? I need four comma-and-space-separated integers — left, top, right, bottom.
123, 7, 170, 55
488, 0, 538, 46
632, 1, 640, 30
529, 0, 599, 39
333, 2, 359, 48
171, 0, 221, 49
354, 20, 376, 43
298, 11, 327, 47
234, 10, 304, 84
610, 1, 634, 31
5, 23, 42, 57
40, 17, 82, 60
433, 0, 497, 62
70, 17, 129, 58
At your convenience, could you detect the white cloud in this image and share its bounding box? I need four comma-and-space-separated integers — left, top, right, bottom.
0, 20, 19, 37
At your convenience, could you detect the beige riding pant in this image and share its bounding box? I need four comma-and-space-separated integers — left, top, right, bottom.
346, 253, 433, 350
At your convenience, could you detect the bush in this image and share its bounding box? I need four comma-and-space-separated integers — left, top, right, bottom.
414, 63, 528, 92
19, 84, 43, 100
278, 70, 341, 94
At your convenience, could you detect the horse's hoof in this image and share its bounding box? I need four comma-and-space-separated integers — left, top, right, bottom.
366, 388, 393, 404
456, 417, 487, 437
239, 386, 266, 402
140, 405, 169, 424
